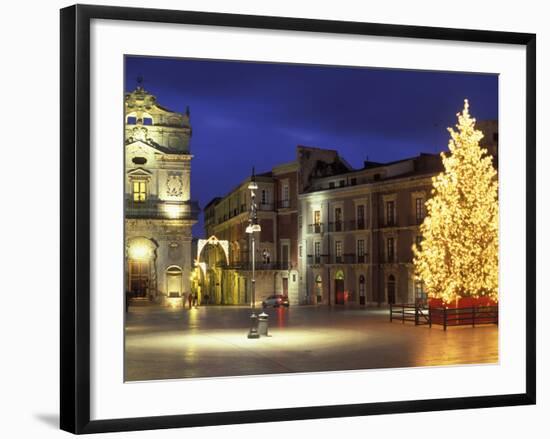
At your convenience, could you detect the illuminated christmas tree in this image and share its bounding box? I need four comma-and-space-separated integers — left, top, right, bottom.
413, 100, 498, 305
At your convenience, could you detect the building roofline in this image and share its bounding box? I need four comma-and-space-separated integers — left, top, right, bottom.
297, 144, 339, 154
272, 160, 298, 174
204, 197, 222, 209
299, 170, 436, 198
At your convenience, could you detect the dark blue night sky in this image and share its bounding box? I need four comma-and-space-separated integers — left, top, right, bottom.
125, 56, 498, 237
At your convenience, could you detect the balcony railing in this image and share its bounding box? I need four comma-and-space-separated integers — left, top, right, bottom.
215, 203, 275, 225
331, 254, 356, 264
327, 221, 344, 232
307, 254, 361, 265
307, 223, 323, 234
381, 219, 397, 228
125, 199, 200, 220
323, 220, 369, 232
307, 254, 325, 265
224, 261, 291, 271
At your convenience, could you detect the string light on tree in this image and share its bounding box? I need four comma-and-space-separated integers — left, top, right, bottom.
413, 100, 498, 305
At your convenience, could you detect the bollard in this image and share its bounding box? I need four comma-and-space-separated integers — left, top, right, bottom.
247, 313, 260, 339
258, 312, 269, 336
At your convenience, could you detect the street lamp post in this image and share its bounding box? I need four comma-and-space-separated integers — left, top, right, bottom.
246, 168, 261, 339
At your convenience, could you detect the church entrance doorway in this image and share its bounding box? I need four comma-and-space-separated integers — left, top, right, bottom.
129, 260, 149, 297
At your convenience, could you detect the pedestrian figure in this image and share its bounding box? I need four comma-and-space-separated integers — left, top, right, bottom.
188, 292, 193, 309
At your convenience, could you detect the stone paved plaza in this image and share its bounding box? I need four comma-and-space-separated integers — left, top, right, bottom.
125, 304, 498, 381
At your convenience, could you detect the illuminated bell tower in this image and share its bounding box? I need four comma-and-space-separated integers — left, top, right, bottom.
124, 84, 199, 304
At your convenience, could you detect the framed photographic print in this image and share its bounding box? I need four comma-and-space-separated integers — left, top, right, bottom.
60, 4, 536, 434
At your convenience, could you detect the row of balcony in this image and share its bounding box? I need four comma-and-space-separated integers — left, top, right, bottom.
306, 216, 424, 234
125, 199, 200, 220
307, 254, 368, 265
307, 254, 403, 264
211, 254, 400, 267
217, 261, 292, 271
214, 200, 295, 224
307, 221, 367, 234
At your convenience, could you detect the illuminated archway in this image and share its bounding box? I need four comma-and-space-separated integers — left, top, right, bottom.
127, 236, 156, 260
126, 237, 158, 298
197, 235, 229, 266
195, 236, 230, 305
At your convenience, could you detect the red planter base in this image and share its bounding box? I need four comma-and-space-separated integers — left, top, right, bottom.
427, 297, 499, 328
428, 296, 497, 309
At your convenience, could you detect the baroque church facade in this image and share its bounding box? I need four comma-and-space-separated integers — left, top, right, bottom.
124, 86, 199, 303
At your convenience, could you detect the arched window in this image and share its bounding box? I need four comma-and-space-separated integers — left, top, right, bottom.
166, 266, 182, 274
166, 266, 183, 297
141, 112, 154, 126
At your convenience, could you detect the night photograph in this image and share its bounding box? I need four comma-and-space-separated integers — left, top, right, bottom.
123, 56, 499, 381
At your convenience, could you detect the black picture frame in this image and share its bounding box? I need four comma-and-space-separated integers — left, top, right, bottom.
60, 4, 536, 434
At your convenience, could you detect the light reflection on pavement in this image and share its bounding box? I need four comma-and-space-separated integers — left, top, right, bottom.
125, 305, 498, 382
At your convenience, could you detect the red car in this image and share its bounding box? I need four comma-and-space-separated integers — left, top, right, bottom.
262, 294, 290, 308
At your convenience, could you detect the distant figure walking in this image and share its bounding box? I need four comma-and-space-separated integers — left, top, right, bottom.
188, 292, 193, 309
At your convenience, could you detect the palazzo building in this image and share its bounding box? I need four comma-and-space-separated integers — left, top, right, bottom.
297, 124, 497, 306
124, 86, 199, 302
202, 124, 497, 307
203, 162, 300, 305
298, 151, 442, 306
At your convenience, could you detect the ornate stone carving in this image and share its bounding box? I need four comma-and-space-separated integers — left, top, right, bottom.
166, 174, 183, 197
133, 126, 148, 142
